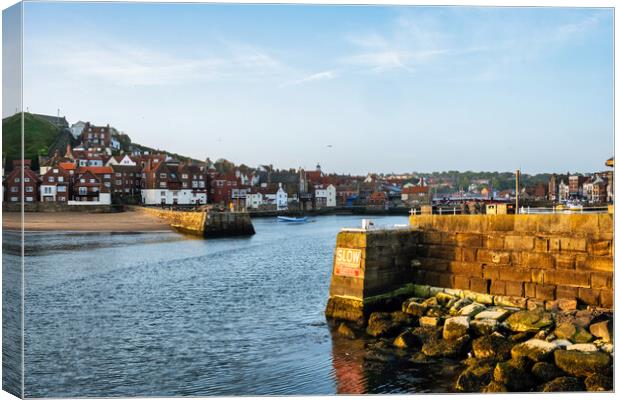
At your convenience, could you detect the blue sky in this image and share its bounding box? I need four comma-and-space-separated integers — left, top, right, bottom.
16, 3, 614, 175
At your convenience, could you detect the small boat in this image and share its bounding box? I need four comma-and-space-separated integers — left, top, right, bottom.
277, 216, 308, 223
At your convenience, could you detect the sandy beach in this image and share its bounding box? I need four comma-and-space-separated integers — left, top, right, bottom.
2, 209, 173, 232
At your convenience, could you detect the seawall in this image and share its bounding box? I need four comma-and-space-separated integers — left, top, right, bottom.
141, 208, 255, 238
325, 213, 614, 323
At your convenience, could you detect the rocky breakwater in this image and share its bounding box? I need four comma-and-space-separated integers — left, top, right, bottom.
332, 288, 613, 392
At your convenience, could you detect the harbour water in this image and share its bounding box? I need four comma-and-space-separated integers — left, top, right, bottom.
4, 215, 461, 397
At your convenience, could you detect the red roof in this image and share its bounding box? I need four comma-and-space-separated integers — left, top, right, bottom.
77, 166, 113, 175
58, 162, 76, 170
403, 186, 430, 194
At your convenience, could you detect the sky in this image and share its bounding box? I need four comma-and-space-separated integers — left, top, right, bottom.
11, 2, 615, 175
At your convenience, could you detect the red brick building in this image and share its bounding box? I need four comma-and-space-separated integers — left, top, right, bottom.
81, 122, 111, 149
4, 160, 39, 203
209, 173, 240, 205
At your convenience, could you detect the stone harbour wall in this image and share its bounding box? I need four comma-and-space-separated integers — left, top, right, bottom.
326, 213, 613, 323
141, 207, 255, 238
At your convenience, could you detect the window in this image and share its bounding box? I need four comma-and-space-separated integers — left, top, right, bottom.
192, 181, 198, 188
24, 178, 30, 183
10, 197, 17, 202
43, 187, 51, 194
160, 191, 166, 196
10, 187, 17, 193
93, 187, 99, 192
182, 174, 188, 179
160, 182, 167, 188
115, 180, 122, 185
58, 176, 64, 183
80, 178, 85, 183
160, 173, 167, 179
58, 197, 65, 201
116, 173, 122, 177
90, 179, 96, 183
26, 197, 33, 202
53, 169, 58, 173
58, 186, 66, 192
48, 177, 55, 182
79, 187, 87, 195
14, 178, 20, 183
104, 182, 111, 188
182, 182, 188, 188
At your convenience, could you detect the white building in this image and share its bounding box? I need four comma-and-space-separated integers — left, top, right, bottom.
106, 155, 137, 167
246, 192, 263, 209
141, 189, 206, 205
70, 121, 86, 139
315, 184, 336, 208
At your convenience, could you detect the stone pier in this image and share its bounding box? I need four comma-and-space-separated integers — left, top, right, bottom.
141, 207, 255, 238
325, 213, 614, 323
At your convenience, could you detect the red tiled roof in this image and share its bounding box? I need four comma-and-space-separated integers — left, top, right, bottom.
58, 162, 76, 170
77, 166, 113, 175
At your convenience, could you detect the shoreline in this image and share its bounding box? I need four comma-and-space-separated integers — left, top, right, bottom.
2, 209, 173, 232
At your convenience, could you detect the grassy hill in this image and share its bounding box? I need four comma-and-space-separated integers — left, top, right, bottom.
2, 112, 61, 171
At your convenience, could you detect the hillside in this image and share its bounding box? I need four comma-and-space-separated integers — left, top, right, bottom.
2, 112, 61, 171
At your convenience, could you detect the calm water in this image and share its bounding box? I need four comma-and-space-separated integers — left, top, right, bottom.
5, 215, 461, 397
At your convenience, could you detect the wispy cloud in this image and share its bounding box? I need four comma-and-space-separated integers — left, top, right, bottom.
279, 70, 338, 87
28, 39, 282, 86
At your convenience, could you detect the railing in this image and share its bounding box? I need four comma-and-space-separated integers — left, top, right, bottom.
518, 206, 609, 214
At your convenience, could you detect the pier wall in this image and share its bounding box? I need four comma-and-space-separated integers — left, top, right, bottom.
326, 213, 614, 322
141, 208, 255, 237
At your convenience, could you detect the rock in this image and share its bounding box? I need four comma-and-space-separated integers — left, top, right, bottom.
482, 380, 508, 393
475, 308, 510, 322
554, 350, 611, 377
493, 357, 536, 391
411, 326, 442, 343
409, 352, 434, 364
449, 298, 473, 315
589, 320, 612, 343
494, 295, 528, 309
472, 335, 512, 361
508, 331, 536, 343
366, 312, 400, 337
531, 362, 563, 382
566, 343, 598, 352
557, 299, 578, 311
420, 316, 443, 327
422, 334, 471, 358
459, 303, 486, 318
473, 292, 495, 305
425, 306, 443, 318
599, 343, 613, 354
555, 322, 593, 344
557, 309, 594, 329
471, 319, 499, 336
584, 373, 613, 391
390, 311, 416, 327
504, 308, 554, 332
443, 316, 470, 340
551, 339, 573, 349
436, 292, 456, 306
541, 377, 585, 392
337, 322, 356, 339
403, 300, 427, 317
422, 296, 439, 307
511, 339, 559, 362
455, 359, 495, 392
393, 330, 417, 349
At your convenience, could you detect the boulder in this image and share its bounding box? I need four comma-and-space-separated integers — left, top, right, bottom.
422, 296, 439, 307
455, 359, 495, 392
337, 322, 356, 339
554, 350, 611, 377
472, 335, 512, 361
471, 319, 499, 336
504, 308, 554, 333
459, 303, 486, 318
566, 343, 598, 352
390, 311, 416, 327
443, 316, 470, 340
411, 326, 442, 343
541, 376, 585, 392
554, 322, 593, 344
425, 306, 444, 318
482, 380, 508, 393
584, 373, 613, 391
589, 320, 612, 343
493, 357, 536, 391
393, 330, 417, 349
511, 339, 558, 362
403, 300, 427, 317
436, 292, 456, 306
475, 308, 511, 322
508, 331, 536, 343
449, 298, 473, 315
531, 362, 563, 383
421, 334, 471, 358
551, 339, 573, 349
366, 312, 400, 337
419, 316, 443, 327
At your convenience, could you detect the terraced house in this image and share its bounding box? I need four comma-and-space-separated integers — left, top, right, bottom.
141, 158, 208, 205
4, 160, 39, 203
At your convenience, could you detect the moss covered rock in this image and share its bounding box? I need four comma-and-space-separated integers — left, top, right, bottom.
472, 335, 512, 361
511, 339, 558, 362
554, 350, 611, 377
504, 309, 554, 333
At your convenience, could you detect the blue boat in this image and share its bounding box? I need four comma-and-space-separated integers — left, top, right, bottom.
277, 216, 308, 223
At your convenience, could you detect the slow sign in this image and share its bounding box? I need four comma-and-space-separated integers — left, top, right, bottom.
334, 247, 363, 278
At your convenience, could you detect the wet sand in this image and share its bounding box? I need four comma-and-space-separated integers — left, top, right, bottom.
2, 209, 172, 232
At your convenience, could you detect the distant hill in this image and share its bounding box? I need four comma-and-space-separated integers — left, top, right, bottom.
2, 112, 61, 172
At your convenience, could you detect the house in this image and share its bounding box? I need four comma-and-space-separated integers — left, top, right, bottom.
336, 184, 359, 206
81, 122, 111, 149
70, 166, 113, 204
73, 148, 106, 167
314, 184, 336, 208
4, 160, 39, 203
558, 179, 570, 202
591, 176, 607, 204
111, 164, 142, 200
245, 183, 288, 210
140, 159, 207, 205
40, 164, 71, 202
245, 191, 264, 209
568, 175, 585, 198
106, 154, 137, 167
401, 186, 430, 205
209, 173, 239, 205
368, 191, 388, 209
